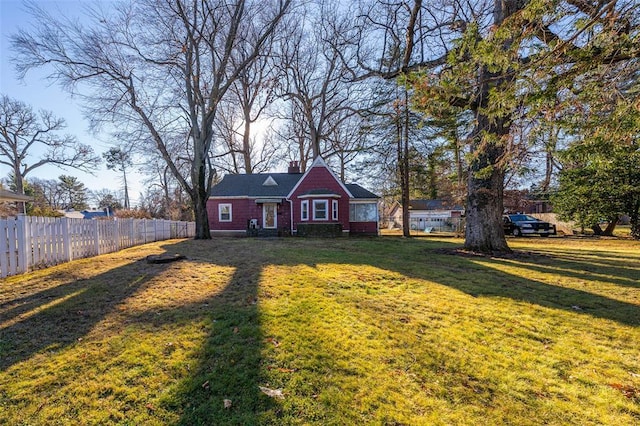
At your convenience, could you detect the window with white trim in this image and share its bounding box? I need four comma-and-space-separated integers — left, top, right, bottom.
313, 200, 328, 220
301, 200, 309, 221
218, 203, 232, 222
332, 200, 338, 220
349, 203, 377, 222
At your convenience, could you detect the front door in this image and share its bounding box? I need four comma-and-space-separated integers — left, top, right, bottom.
263, 203, 277, 229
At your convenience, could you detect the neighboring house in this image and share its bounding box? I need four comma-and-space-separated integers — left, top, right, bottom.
389, 199, 464, 232
60, 208, 113, 219
0, 189, 33, 216
207, 157, 379, 236
0, 189, 33, 203
503, 189, 553, 214
384, 200, 403, 229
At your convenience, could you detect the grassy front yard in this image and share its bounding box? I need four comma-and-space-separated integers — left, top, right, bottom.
1, 236, 639, 425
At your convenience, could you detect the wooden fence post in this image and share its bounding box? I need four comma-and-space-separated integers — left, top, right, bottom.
0, 219, 8, 278
62, 217, 72, 262
94, 220, 101, 256
114, 219, 120, 252
16, 214, 29, 274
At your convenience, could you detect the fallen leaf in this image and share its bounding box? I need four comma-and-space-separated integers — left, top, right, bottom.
233, 327, 239, 334
259, 386, 285, 399
223, 399, 232, 409
266, 337, 280, 347
608, 383, 639, 399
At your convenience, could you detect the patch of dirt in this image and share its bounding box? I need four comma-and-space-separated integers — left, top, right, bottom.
146, 254, 187, 264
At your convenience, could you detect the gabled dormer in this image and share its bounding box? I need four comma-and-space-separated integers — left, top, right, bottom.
286, 156, 353, 199
262, 175, 278, 186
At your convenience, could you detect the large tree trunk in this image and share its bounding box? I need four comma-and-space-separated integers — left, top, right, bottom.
631, 217, 640, 240
464, 130, 510, 252
298, 140, 308, 173
192, 185, 211, 240
193, 201, 210, 240
192, 138, 212, 239
464, 105, 510, 252
591, 224, 604, 236
603, 216, 618, 236
463, 0, 524, 253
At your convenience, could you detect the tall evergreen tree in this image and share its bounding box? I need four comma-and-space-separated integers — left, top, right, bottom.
103, 147, 132, 209
407, 0, 639, 252
58, 175, 88, 211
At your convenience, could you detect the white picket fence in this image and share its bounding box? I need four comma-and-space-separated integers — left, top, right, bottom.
0, 216, 196, 278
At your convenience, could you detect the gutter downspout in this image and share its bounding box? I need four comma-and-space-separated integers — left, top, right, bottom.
377, 200, 381, 236
287, 199, 294, 235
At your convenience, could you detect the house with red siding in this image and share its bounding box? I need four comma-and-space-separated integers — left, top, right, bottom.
207, 157, 379, 236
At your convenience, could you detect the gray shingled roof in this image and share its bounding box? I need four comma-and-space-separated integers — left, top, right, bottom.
409, 199, 463, 210
0, 189, 33, 202
210, 173, 301, 197
210, 173, 379, 200
345, 184, 379, 199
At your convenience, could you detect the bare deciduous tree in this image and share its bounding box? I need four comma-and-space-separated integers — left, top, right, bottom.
12, 0, 291, 238
0, 95, 100, 212
277, 1, 365, 165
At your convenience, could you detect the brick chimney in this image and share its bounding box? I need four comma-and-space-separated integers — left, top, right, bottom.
288, 160, 300, 174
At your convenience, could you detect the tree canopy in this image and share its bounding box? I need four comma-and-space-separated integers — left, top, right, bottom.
8, 0, 640, 246
406, 0, 640, 249
103, 147, 133, 209
12, 0, 292, 238
0, 94, 100, 207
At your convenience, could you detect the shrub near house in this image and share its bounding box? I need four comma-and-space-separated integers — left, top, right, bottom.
207, 157, 379, 236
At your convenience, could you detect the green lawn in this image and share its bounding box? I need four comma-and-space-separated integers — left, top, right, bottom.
1, 236, 639, 425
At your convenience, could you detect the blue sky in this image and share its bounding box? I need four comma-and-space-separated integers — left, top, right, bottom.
0, 0, 143, 206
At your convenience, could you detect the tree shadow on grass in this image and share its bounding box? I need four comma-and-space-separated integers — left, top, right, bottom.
157, 236, 638, 424
487, 254, 640, 289
323, 238, 640, 327
258, 236, 639, 325
2, 236, 638, 424
0, 239, 276, 424
0, 258, 167, 371
123, 240, 277, 425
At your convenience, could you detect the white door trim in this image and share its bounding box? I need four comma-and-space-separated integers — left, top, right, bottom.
263, 203, 277, 229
